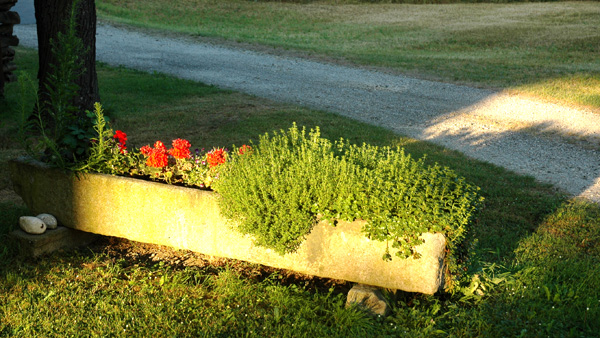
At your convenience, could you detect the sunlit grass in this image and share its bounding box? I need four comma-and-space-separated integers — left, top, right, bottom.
96, 0, 600, 111
1, 46, 599, 336
514, 73, 600, 108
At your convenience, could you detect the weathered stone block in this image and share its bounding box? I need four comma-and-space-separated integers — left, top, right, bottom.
0, 35, 18, 46
10, 157, 447, 293
0, 11, 20, 24
1, 46, 14, 57
10, 226, 99, 258
0, 23, 13, 35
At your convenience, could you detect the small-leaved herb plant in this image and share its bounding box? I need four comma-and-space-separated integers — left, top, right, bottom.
213, 124, 484, 286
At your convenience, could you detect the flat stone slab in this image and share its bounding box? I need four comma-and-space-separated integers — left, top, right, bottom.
10, 157, 446, 293
10, 226, 99, 258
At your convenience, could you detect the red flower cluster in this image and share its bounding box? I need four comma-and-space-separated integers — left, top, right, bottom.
140, 145, 152, 156
207, 148, 227, 168
168, 138, 191, 160
238, 144, 252, 155
144, 141, 169, 168
132, 136, 248, 172
114, 130, 127, 154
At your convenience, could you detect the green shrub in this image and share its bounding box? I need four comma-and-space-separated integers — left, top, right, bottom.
342, 141, 483, 260
214, 125, 360, 254
214, 124, 483, 273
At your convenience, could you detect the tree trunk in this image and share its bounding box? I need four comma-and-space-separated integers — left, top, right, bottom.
34, 0, 99, 113
0, 0, 20, 97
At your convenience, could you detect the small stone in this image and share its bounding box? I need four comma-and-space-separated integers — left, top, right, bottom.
36, 214, 58, 229
19, 216, 47, 235
346, 284, 391, 316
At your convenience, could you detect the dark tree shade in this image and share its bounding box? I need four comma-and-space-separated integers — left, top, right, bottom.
34, 0, 99, 113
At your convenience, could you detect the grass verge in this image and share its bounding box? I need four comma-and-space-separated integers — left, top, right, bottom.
96, 0, 600, 111
1, 47, 599, 336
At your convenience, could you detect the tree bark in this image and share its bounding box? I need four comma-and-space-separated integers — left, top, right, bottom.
34, 0, 99, 113
0, 0, 20, 96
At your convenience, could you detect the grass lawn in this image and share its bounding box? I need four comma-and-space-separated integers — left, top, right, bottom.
3, 1, 600, 333
96, 0, 600, 111
1, 44, 599, 336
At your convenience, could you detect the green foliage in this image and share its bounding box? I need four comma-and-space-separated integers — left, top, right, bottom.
44, 2, 85, 143
214, 124, 483, 279
514, 200, 600, 263
17, 72, 43, 154
75, 102, 132, 175
215, 125, 349, 254
0, 245, 376, 337
18, 0, 95, 168
341, 141, 483, 262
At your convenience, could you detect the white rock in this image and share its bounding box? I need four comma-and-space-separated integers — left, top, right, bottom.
36, 213, 58, 229
19, 216, 47, 235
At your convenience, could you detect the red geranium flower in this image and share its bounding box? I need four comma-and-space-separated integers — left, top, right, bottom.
153, 140, 166, 151
114, 130, 127, 144
168, 138, 191, 159
145, 141, 168, 168
140, 145, 152, 156
238, 144, 252, 155
147, 152, 168, 168
113, 130, 127, 154
206, 148, 227, 168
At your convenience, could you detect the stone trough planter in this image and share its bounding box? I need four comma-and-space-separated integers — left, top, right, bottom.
10, 157, 447, 294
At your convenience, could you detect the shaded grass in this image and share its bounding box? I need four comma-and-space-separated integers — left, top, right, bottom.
1, 47, 599, 336
0, 48, 38, 203
96, 0, 600, 111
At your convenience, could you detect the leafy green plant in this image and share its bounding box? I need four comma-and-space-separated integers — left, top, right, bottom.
215, 125, 362, 254
78, 118, 483, 281
213, 124, 483, 285
341, 141, 483, 260
76, 102, 132, 174
19, 0, 95, 168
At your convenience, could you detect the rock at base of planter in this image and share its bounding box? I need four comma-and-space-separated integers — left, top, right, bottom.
10, 226, 99, 258
346, 284, 391, 316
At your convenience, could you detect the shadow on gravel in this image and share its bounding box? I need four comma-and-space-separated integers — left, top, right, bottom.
419, 119, 600, 205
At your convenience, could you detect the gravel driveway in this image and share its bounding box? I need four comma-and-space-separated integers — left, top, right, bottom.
14, 22, 600, 204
